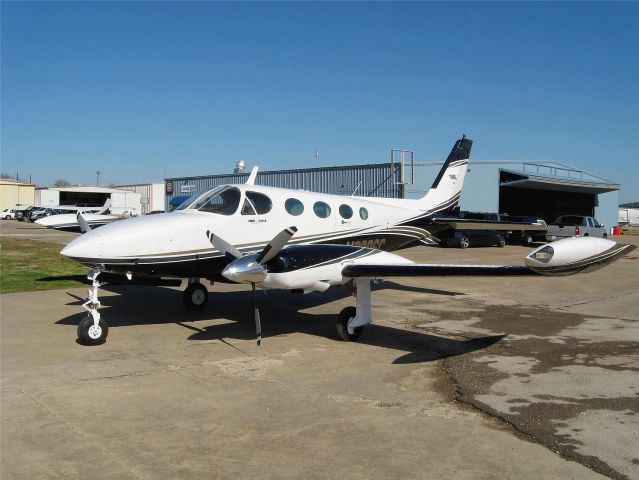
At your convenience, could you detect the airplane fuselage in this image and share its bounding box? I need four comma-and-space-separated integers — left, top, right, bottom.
61, 182, 456, 280
61, 137, 471, 282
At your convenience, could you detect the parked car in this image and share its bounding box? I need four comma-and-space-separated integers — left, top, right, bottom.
27, 208, 55, 222
546, 215, 607, 241
1, 208, 16, 220
15, 206, 37, 221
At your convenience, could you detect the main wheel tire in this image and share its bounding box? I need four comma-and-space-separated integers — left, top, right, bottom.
603, 233, 608, 239
459, 236, 470, 249
183, 283, 208, 310
497, 235, 506, 248
77, 315, 109, 346
336, 306, 364, 342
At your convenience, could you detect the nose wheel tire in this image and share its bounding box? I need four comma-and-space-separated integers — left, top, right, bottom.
77, 315, 109, 346
183, 283, 209, 310
336, 306, 364, 342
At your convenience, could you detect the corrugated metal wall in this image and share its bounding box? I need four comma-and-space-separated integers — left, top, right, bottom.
165, 163, 403, 209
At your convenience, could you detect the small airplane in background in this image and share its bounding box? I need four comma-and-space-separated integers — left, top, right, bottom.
35, 199, 137, 231
59, 136, 635, 346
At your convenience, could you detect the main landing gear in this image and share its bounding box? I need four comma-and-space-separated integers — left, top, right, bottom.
77, 269, 109, 345
182, 278, 209, 310
336, 278, 372, 342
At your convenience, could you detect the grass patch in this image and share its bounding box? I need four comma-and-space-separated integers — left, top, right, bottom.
0, 237, 88, 293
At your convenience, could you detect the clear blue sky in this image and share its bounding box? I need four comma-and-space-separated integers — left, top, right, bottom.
2, 1, 638, 201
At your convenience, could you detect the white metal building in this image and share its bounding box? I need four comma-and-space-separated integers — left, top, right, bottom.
115, 182, 165, 214
35, 186, 142, 215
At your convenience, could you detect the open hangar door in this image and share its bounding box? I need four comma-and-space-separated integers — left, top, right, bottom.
59, 191, 110, 207
498, 169, 617, 224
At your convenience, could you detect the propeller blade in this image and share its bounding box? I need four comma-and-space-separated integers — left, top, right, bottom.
252, 283, 262, 346
206, 230, 242, 259
76, 212, 92, 233
256, 226, 298, 264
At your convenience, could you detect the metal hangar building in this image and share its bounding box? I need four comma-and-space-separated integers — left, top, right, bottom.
165, 158, 620, 231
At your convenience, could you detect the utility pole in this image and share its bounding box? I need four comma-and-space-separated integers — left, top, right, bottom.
96, 170, 101, 186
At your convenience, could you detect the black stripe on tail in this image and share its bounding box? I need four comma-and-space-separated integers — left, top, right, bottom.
431, 135, 473, 189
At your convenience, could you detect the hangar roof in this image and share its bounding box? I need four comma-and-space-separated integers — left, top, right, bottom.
499, 165, 619, 194
38, 186, 134, 194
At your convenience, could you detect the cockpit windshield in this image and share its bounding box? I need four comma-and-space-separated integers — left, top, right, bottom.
179, 186, 241, 215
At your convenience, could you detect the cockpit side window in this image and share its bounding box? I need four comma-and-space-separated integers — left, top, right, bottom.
246, 191, 272, 214
192, 187, 241, 215
241, 199, 257, 215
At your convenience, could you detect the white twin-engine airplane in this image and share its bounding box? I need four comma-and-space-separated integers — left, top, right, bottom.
60, 136, 635, 346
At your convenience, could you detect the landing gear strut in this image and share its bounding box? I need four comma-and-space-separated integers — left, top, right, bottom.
78, 269, 109, 345
183, 279, 209, 310
336, 278, 372, 342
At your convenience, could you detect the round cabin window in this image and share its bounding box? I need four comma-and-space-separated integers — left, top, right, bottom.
339, 204, 353, 220
313, 201, 331, 218
285, 198, 304, 216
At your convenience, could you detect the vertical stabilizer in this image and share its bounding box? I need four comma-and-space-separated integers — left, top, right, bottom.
97, 198, 112, 214
418, 135, 472, 215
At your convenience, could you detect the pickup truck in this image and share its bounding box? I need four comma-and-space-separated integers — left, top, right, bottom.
546, 215, 608, 241
434, 211, 547, 248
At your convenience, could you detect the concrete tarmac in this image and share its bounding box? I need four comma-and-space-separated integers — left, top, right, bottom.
1, 221, 637, 479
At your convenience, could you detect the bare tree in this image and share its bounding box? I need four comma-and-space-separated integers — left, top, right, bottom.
53, 179, 72, 187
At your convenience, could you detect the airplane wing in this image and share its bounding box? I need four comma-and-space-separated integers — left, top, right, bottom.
343, 240, 635, 278
342, 263, 534, 277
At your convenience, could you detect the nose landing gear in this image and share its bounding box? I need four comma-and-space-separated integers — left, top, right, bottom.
77, 269, 109, 345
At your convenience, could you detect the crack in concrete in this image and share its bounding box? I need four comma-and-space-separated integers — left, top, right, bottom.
15, 387, 147, 480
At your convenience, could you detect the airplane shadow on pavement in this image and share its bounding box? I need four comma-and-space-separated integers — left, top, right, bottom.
56, 283, 502, 364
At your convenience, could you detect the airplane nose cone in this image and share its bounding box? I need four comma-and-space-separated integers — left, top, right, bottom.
60, 231, 103, 260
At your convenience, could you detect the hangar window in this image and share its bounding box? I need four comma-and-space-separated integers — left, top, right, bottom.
285, 198, 304, 216
339, 204, 353, 219
313, 201, 331, 218
359, 207, 369, 220
192, 186, 241, 216
243, 191, 272, 215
